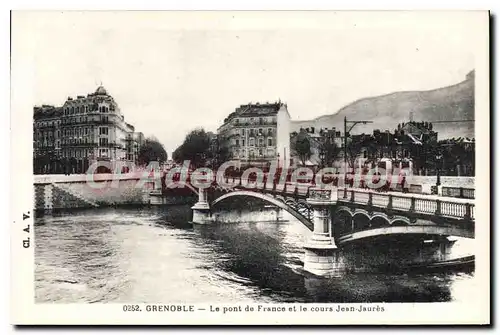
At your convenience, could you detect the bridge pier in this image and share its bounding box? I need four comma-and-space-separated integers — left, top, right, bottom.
304, 187, 345, 277
191, 188, 211, 224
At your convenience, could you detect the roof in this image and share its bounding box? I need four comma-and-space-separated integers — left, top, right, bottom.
33, 106, 63, 120
95, 86, 108, 95
223, 101, 284, 124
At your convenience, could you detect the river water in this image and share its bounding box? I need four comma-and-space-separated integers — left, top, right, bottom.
35, 206, 475, 303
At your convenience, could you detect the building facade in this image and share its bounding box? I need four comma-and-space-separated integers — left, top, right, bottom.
33, 86, 144, 174
217, 101, 291, 169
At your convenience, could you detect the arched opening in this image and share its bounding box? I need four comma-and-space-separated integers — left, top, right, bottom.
211, 190, 313, 230
334, 210, 352, 236
392, 219, 409, 227
353, 213, 370, 232
371, 216, 390, 229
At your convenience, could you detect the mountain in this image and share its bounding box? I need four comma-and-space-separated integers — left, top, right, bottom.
291, 70, 475, 140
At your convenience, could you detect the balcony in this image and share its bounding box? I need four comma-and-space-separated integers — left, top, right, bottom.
62, 118, 114, 126
236, 120, 277, 126
61, 141, 98, 147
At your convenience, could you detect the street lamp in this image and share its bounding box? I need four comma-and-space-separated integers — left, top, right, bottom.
435, 153, 443, 187
344, 116, 373, 187
319, 150, 325, 168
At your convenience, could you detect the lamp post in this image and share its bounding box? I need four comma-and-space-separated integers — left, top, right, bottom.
344, 116, 373, 187
435, 153, 442, 187
319, 150, 325, 169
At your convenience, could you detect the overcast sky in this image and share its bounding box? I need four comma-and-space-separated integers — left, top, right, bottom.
16, 11, 484, 156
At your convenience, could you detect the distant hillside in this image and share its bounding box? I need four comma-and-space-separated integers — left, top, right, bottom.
291, 70, 475, 140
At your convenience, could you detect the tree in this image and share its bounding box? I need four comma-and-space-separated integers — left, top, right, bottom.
295, 132, 312, 166
318, 135, 340, 168
172, 128, 212, 168
138, 137, 168, 166
345, 136, 364, 171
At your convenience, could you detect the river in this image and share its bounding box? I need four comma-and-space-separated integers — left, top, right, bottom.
35, 206, 475, 303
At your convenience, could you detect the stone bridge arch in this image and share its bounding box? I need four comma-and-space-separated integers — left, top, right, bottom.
211, 190, 313, 230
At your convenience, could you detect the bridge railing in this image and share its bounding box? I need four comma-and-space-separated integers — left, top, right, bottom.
338, 188, 475, 221
442, 186, 475, 199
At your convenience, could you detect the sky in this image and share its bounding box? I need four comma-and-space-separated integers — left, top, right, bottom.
15, 11, 485, 156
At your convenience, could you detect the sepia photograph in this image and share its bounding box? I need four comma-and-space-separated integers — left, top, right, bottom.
10, 10, 490, 325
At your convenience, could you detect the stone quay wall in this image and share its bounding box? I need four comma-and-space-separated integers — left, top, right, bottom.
34, 173, 156, 212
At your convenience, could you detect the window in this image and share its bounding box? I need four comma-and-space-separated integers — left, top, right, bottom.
235, 139, 239, 146
250, 129, 255, 136
249, 138, 255, 146
241, 129, 245, 135
85, 128, 88, 135
268, 138, 272, 146
259, 149, 263, 156
99, 127, 109, 135
259, 138, 264, 146
99, 138, 109, 146
242, 139, 245, 146
268, 128, 272, 135
76, 107, 80, 114
259, 117, 263, 124
258, 128, 263, 135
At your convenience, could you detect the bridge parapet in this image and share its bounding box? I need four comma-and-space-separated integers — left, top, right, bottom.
338, 188, 475, 221
306, 187, 337, 206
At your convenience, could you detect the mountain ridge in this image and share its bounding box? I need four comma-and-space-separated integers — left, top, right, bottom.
291, 70, 475, 140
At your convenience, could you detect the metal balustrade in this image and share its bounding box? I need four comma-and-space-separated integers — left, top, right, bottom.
414, 198, 436, 214
392, 197, 411, 211
338, 188, 474, 221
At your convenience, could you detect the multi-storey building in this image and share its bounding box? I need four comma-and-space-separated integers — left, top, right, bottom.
33, 105, 63, 174
33, 86, 144, 174
217, 101, 291, 169
125, 127, 146, 163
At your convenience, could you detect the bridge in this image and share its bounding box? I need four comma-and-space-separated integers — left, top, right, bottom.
33, 172, 475, 277
188, 181, 475, 277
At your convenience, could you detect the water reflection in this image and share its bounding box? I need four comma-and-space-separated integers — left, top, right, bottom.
35, 206, 474, 303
